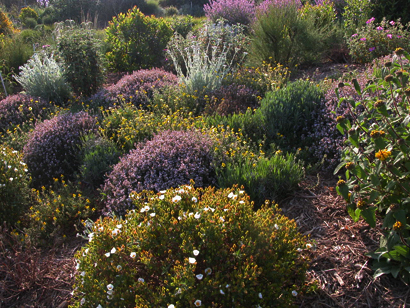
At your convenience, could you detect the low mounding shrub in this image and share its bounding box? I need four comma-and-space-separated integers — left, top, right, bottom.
105, 7, 173, 72
204, 0, 255, 26
335, 48, 410, 283
19, 7, 39, 28
347, 17, 410, 63
90, 69, 178, 109
72, 185, 310, 307
14, 50, 73, 106
0, 147, 31, 225
0, 94, 53, 134
23, 111, 96, 188
218, 152, 305, 208
102, 130, 218, 216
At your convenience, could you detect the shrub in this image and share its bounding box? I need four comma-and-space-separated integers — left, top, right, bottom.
165, 15, 204, 37
91, 68, 178, 109
204, 83, 261, 116
105, 7, 173, 72
13, 50, 72, 106
102, 130, 218, 216
0, 147, 31, 225
164, 6, 179, 16
372, 0, 410, 25
204, 0, 255, 26
218, 152, 305, 208
78, 134, 121, 189
26, 177, 96, 243
334, 48, 410, 282
298, 0, 337, 30
347, 17, 410, 63
55, 21, 105, 98
72, 185, 309, 307
19, 7, 38, 28
0, 9, 14, 35
250, 0, 325, 67
0, 94, 53, 134
23, 111, 96, 188
342, 0, 373, 36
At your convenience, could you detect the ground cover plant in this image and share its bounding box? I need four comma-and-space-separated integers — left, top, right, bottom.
2, 1, 410, 307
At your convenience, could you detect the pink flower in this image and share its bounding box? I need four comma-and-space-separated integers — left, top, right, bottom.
390, 21, 395, 26
366, 17, 375, 24
387, 34, 393, 39
376, 26, 383, 31
360, 37, 366, 41
351, 33, 358, 37
369, 47, 375, 52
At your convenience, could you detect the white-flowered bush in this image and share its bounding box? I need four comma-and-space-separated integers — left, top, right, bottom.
71, 185, 309, 307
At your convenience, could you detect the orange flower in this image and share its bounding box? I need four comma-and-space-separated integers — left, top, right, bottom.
375, 149, 391, 161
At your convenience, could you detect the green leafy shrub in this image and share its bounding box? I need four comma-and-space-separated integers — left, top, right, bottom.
105, 7, 173, 72
334, 48, 410, 282
219, 152, 305, 208
298, 0, 337, 30
23, 111, 97, 188
14, 50, 73, 106
102, 130, 218, 216
372, 0, 410, 26
0, 147, 31, 225
165, 15, 203, 37
26, 177, 96, 243
55, 21, 105, 98
72, 185, 309, 307
347, 17, 410, 63
78, 134, 121, 189
342, 0, 373, 36
164, 6, 179, 16
19, 7, 38, 28
250, 0, 325, 67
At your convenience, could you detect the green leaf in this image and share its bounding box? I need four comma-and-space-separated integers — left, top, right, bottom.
352, 165, 367, 179
348, 135, 359, 148
352, 79, 361, 96
393, 210, 407, 225
368, 190, 379, 203
393, 245, 410, 258
333, 161, 345, 175
403, 114, 410, 127
336, 184, 349, 200
393, 152, 404, 165
386, 180, 397, 192
347, 203, 360, 221
361, 207, 376, 228
403, 50, 410, 61
374, 138, 386, 150
336, 123, 344, 135
390, 266, 401, 278
383, 211, 396, 228
370, 174, 380, 186
374, 266, 391, 278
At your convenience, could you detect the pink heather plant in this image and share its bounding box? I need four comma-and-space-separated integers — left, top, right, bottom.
204, 0, 256, 25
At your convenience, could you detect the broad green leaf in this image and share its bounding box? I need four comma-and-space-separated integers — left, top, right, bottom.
361, 207, 376, 228
336, 184, 349, 200
333, 161, 345, 175
383, 211, 396, 228
374, 267, 391, 278
368, 190, 379, 203
370, 174, 380, 186
391, 266, 401, 278
374, 138, 386, 150
347, 204, 360, 221
348, 135, 359, 148
393, 209, 407, 225
393, 245, 410, 257
352, 78, 361, 96
352, 165, 366, 179
336, 123, 344, 135
386, 180, 397, 191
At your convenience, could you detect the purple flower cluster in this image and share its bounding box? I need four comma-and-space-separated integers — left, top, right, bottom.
256, 0, 302, 16
90, 69, 178, 109
102, 130, 218, 215
205, 84, 261, 116
204, 0, 256, 25
23, 112, 97, 187
0, 94, 52, 134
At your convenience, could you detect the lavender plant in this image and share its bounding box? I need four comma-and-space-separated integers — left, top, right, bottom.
204, 0, 255, 26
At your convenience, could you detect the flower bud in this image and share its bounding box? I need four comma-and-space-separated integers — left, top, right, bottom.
374, 100, 385, 108
385, 75, 394, 82
353, 184, 360, 192
395, 47, 404, 56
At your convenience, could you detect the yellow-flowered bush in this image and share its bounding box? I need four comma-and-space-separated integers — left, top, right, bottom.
71, 185, 310, 307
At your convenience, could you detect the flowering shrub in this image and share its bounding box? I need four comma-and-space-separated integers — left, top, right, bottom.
26, 176, 96, 243
204, 0, 255, 26
342, 0, 373, 36
335, 48, 410, 282
0, 9, 14, 35
218, 152, 305, 208
105, 7, 173, 72
23, 112, 96, 188
0, 147, 31, 225
72, 185, 309, 307
348, 17, 410, 63
19, 7, 38, 28
14, 50, 72, 106
204, 84, 261, 116
0, 94, 53, 134
298, 0, 337, 29
91, 69, 178, 109
102, 130, 219, 216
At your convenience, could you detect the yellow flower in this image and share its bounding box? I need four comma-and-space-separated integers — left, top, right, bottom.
375, 149, 391, 161
393, 221, 403, 231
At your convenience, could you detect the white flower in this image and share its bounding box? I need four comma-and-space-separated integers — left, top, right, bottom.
107, 295, 113, 300
228, 192, 234, 198
150, 212, 156, 217
80, 298, 85, 305
292, 290, 298, 297
117, 265, 122, 270
226, 284, 230, 288
80, 271, 85, 276
130, 252, 136, 258
306, 243, 313, 249
196, 274, 203, 280
172, 195, 182, 202
188, 212, 193, 217
98, 226, 104, 232
138, 277, 145, 283
239, 190, 244, 194
224, 209, 228, 212
219, 217, 225, 222
160, 190, 167, 194
116, 224, 122, 229
204, 207, 209, 211
193, 249, 199, 256
297, 248, 302, 252
168, 305, 175, 308
107, 290, 113, 295
192, 197, 197, 203
159, 195, 165, 200
140, 205, 150, 213
76, 263, 80, 270
105, 252, 110, 257
220, 289, 225, 295
189, 257, 196, 264
97, 305, 103, 308
239, 200, 245, 204
9, 177, 13, 181
259, 293, 263, 299
112, 229, 119, 236
274, 224, 279, 230
194, 299, 201, 306
178, 189, 185, 193
111, 247, 116, 254
194, 212, 200, 219
205, 267, 212, 275
107, 284, 114, 290
88, 234, 94, 242
83, 248, 89, 255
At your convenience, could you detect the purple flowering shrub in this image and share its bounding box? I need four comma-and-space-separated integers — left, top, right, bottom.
256, 0, 302, 16
0, 94, 53, 134
23, 111, 97, 188
102, 130, 218, 215
204, 0, 256, 26
204, 84, 261, 116
348, 17, 410, 63
89, 69, 178, 109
